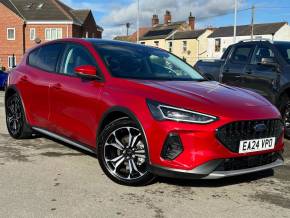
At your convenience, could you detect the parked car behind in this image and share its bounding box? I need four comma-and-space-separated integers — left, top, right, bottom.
0, 70, 8, 90
5, 39, 284, 186
195, 40, 290, 137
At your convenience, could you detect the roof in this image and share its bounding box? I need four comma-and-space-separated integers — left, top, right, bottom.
114, 27, 150, 42
167, 29, 207, 40
0, 0, 103, 29
208, 22, 287, 38
140, 21, 186, 40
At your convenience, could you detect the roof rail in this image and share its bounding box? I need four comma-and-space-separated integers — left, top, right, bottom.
238, 38, 273, 43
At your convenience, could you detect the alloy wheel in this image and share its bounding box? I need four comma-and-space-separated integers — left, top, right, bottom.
103, 126, 147, 180
6, 95, 23, 136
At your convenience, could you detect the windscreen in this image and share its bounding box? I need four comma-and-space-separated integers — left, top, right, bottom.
94, 43, 204, 81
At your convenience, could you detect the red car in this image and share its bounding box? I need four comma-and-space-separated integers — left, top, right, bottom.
5, 38, 285, 186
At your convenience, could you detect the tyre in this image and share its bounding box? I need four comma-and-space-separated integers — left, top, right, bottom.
5, 93, 33, 139
279, 95, 290, 139
98, 118, 154, 186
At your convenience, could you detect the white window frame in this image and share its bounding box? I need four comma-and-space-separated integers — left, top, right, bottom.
45, 28, 63, 41
30, 28, 36, 41
154, 41, 159, 47
168, 41, 173, 52
7, 28, 15, 40
8, 56, 16, 68
182, 41, 187, 53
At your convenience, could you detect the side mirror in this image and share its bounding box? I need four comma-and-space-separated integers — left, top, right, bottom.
74, 65, 99, 79
259, 58, 278, 68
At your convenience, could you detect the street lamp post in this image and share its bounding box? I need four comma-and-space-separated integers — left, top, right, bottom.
137, 0, 140, 43
233, 0, 237, 43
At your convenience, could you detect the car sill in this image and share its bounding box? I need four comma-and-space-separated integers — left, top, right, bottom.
32, 127, 95, 154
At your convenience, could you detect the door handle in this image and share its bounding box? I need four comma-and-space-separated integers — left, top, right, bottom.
223, 68, 229, 73
52, 83, 62, 90
246, 69, 253, 74
21, 76, 28, 82
234, 75, 241, 78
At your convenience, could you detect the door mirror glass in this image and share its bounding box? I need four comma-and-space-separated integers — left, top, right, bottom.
75, 65, 97, 78
260, 57, 278, 68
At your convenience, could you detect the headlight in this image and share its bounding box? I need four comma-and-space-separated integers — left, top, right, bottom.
147, 99, 217, 124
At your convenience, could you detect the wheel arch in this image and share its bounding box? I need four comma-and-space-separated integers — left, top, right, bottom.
278, 84, 290, 106
5, 85, 30, 124
96, 106, 151, 163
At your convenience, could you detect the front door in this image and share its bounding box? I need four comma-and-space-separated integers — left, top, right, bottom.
49, 43, 103, 147
242, 45, 279, 103
221, 44, 256, 87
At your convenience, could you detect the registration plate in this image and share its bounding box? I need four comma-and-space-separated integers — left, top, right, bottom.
239, 137, 276, 154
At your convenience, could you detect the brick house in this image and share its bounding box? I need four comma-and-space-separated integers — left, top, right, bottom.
0, 0, 103, 69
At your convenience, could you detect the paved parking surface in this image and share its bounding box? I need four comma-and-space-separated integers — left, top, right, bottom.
0, 91, 289, 218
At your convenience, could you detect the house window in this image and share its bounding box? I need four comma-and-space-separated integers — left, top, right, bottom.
182, 41, 187, 52
215, 38, 221, 52
154, 41, 159, 47
7, 28, 15, 40
168, 41, 173, 52
45, 28, 62, 40
8, 56, 16, 68
30, 28, 36, 41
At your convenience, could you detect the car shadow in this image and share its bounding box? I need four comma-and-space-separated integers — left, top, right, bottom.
155, 169, 274, 187
40, 134, 97, 159
38, 134, 276, 187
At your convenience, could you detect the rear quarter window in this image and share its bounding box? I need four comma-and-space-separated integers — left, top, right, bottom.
28, 43, 64, 72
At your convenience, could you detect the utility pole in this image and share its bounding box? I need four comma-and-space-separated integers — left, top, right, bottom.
251, 5, 255, 41
233, 0, 237, 43
137, 0, 140, 43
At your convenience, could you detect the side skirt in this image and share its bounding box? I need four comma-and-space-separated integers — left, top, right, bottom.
32, 127, 95, 154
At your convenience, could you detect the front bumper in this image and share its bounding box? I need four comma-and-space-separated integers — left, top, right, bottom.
148, 153, 284, 179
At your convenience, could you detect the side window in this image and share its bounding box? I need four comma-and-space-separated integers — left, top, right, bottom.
60, 44, 96, 76
251, 46, 275, 64
221, 45, 232, 60
231, 45, 254, 64
28, 43, 64, 72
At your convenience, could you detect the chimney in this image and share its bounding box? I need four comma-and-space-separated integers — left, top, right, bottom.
164, 10, 172, 25
188, 12, 195, 30
152, 14, 159, 27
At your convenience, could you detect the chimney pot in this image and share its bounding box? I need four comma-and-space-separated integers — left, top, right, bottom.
164, 10, 172, 25
188, 12, 195, 30
152, 14, 159, 27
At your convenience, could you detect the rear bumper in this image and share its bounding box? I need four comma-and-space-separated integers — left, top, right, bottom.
148, 155, 284, 180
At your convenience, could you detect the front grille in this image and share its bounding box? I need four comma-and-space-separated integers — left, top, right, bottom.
215, 152, 282, 171
216, 119, 283, 153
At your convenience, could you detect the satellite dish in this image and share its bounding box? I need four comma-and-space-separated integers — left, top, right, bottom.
34, 37, 41, 44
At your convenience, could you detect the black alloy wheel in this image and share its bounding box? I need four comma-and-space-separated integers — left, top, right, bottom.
5, 93, 33, 139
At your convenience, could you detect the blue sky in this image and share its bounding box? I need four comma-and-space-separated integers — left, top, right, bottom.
63, 0, 290, 39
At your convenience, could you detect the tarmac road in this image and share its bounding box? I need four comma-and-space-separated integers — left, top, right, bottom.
0, 91, 289, 218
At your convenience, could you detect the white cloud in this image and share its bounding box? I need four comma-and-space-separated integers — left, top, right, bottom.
100, 0, 244, 39
63, 0, 244, 39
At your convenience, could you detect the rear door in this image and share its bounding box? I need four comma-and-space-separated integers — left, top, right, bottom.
20, 43, 65, 128
242, 44, 279, 103
49, 42, 103, 147
221, 43, 256, 87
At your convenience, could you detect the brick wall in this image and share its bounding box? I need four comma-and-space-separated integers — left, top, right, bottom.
0, 5, 24, 70
0, 5, 102, 69
81, 12, 102, 38
25, 24, 73, 50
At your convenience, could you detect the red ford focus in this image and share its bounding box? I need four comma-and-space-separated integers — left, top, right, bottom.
5, 39, 285, 186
